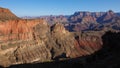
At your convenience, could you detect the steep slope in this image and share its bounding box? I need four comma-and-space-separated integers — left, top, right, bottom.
0, 7, 19, 21
97, 10, 115, 23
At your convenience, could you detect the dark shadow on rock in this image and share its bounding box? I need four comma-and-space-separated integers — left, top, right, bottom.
0, 66, 3, 68
8, 58, 84, 68
85, 31, 120, 68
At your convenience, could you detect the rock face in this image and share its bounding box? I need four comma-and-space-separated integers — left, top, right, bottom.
0, 7, 19, 21
45, 15, 68, 26
97, 10, 115, 23
0, 19, 103, 67
0, 19, 52, 67
0, 19, 45, 40
67, 10, 120, 31
69, 10, 115, 24
74, 32, 103, 56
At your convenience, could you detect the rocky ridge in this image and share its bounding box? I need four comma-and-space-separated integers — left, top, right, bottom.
27, 10, 120, 31
0, 7, 19, 21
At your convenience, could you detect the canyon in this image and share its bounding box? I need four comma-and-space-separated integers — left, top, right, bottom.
22, 10, 120, 31
0, 7, 120, 68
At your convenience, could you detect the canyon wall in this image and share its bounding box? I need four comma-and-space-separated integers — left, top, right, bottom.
0, 19, 103, 67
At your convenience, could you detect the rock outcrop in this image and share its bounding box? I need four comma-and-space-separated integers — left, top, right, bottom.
0, 7, 19, 21
0, 19, 52, 67
74, 31, 103, 56
97, 10, 115, 23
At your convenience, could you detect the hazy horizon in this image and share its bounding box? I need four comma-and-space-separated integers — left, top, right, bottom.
0, 0, 120, 16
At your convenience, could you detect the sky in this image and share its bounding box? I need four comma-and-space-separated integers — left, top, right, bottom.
0, 0, 120, 16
